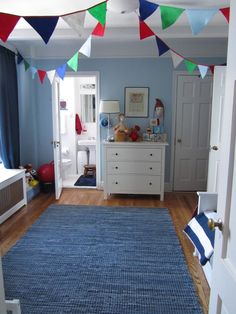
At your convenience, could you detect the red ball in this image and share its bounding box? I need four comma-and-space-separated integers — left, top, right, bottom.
37, 162, 55, 182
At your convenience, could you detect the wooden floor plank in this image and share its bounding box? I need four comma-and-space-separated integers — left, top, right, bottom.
0, 190, 209, 313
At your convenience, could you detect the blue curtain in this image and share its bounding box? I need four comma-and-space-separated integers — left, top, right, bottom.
0, 45, 20, 169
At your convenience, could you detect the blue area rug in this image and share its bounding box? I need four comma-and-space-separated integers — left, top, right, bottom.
74, 175, 96, 186
2, 205, 203, 314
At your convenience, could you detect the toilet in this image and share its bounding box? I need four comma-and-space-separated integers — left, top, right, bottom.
61, 147, 72, 179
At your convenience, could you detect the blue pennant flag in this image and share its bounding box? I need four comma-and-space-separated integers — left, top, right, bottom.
155, 36, 170, 56
186, 9, 218, 35
56, 63, 67, 80
17, 52, 23, 64
24, 16, 59, 44
139, 0, 159, 21
30, 66, 37, 79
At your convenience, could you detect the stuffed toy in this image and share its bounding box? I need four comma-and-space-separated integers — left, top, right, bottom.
129, 125, 141, 141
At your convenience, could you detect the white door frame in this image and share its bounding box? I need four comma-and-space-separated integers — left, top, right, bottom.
170, 71, 212, 191
52, 77, 63, 199
62, 71, 101, 188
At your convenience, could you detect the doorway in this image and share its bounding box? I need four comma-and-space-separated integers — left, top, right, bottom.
172, 73, 213, 191
58, 72, 100, 188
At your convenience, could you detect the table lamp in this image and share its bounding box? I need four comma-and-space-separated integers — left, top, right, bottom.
100, 100, 120, 141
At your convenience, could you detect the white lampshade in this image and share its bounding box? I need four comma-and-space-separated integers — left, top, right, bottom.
100, 100, 120, 114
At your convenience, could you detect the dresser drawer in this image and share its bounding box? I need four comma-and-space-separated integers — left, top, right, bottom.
107, 161, 161, 175
106, 175, 161, 194
106, 147, 162, 162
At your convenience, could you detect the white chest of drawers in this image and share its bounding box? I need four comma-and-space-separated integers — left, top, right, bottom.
103, 141, 168, 200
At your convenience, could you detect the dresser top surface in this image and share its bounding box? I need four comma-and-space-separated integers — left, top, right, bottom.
103, 141, 168, 147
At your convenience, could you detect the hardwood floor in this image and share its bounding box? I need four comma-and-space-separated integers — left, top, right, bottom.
0, 189, 210, 313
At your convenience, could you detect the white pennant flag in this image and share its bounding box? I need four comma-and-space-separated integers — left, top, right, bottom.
170, 50, 183, 68
198, 65, 209, 79
62, 11, 86, 37
47, 70, 56, 85
79, 35, 92, 57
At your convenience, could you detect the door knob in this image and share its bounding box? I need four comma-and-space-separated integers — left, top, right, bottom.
210, 145, 218, 151
208, 218, 223, 231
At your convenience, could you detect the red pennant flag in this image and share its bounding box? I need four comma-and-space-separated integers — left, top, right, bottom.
0, 13, 20, 42
139, 20, 155, 40
220, 7, 230, 23
38, 70, 47, 84
209, 65, 215, 74
92, 22, 106, 37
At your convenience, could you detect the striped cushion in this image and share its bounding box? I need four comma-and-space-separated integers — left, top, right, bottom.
184, 212, 216, 265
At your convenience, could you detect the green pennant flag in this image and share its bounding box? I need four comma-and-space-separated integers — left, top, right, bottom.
88, 2, 107, 26
67, 51, 79, 72
184, 59, 197, 73
24, 60, 30, 71
160, 6, 185, 29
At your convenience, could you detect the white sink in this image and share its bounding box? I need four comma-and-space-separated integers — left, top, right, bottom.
78, 139, 96, 148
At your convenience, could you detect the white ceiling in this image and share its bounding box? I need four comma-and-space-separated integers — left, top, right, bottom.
3, 0, 230, 59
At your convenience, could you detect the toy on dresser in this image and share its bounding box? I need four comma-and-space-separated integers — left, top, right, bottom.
113, 113, 129, 141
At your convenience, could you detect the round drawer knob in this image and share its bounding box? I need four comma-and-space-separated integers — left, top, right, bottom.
149, 182, 152, 186
115, 182, 118, 185
150, 153, 153, 156
115, 153, 118, 156
149, 167, 153, 170
115, 166, 118, 169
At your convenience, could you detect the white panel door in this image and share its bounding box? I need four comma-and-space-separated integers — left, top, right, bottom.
207, 66, 226, 193
209, 84, 236, 314
209, 0, 236, 310
174, 75, 213, 191
0, 257, 7, 314
52, 78, 62, 199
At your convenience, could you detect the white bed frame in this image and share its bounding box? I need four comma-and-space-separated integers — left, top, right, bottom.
195, 192, 218, 287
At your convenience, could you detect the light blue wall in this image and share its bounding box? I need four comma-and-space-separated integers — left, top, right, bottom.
18, 56, 226, 183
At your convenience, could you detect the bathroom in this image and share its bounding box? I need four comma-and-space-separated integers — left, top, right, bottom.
59, 73, 99, 188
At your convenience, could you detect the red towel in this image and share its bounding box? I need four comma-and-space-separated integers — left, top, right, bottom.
75, 114, 82, 135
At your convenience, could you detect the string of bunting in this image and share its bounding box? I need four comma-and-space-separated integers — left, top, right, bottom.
2, 0, 228, 83
139, 18, 219, 78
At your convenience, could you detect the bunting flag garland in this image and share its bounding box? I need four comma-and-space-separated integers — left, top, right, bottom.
0, 3, 229, 47
10, 2, 229, 84
0, 13, 20, 42
160, 6, 185, 29
186, 9, 218, 35
139, 20, 155, 40
170, 50, 183, 68
88, 2, 107, 26
47, 70, 56, 84
38, 69, 47, 83
56, 63, 67, 80
198, 65, 209, 79
139, 0, 159, 21
62, 11, 86, 37
24, 16, 59, 44
155, 36, 169, 56
67, 51, 79, 72
30, 66, 37, 79
92, 22, 106, 37
220, 7, 230, 23
79, 35, 92, 57
24, 60, 30, 71
184, 59, 197, 73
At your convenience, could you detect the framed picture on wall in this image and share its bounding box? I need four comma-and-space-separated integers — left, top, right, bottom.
125, 87, 149, 117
